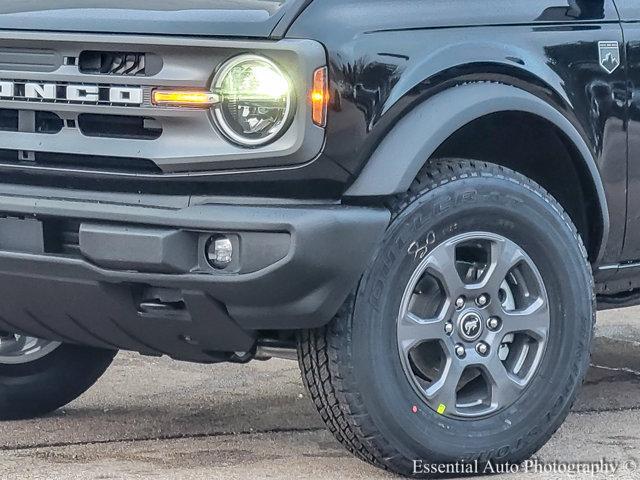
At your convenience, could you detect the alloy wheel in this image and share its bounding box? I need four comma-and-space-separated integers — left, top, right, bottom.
0, 333, 61, 364
397, 232, 550, 418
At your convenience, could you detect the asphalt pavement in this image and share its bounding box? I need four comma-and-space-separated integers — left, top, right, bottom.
0, 308, 639, 479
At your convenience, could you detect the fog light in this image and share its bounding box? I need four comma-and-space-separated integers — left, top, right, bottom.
206, 235, 233, 269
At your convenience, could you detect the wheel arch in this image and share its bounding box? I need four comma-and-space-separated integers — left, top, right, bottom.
344, 82, 609, 263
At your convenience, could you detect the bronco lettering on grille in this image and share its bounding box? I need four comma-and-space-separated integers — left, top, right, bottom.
0, 81, 143, 105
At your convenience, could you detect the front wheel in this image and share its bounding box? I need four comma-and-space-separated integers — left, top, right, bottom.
298, 160, 594, 475
0, 333, 116, 420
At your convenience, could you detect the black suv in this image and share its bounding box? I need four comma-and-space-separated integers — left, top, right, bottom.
0, 0, 636, 475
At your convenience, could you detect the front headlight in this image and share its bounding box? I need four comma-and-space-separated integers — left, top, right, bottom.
212, 54, 294, 147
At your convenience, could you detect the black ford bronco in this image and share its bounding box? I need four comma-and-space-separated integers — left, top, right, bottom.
0, 0, 638, 475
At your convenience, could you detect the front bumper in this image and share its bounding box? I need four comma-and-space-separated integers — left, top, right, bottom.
0, 185, 389, 362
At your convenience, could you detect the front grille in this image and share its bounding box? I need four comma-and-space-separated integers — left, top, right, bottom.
78, 51, 162, 77
0, 33, 314, 189
0, 149, 162, 175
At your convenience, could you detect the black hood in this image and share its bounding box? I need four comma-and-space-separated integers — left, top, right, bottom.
0, 0, 312, 38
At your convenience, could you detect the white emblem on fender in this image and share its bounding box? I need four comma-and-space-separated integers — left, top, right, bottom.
599, 41, 621, 74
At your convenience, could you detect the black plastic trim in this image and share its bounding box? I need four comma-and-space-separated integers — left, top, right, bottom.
0, 187, 390, 361
345, 83, 609, 263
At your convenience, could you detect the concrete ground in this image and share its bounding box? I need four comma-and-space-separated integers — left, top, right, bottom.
0, 308, 639, 479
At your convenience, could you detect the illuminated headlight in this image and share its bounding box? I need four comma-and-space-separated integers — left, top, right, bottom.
213, 54, 293, 147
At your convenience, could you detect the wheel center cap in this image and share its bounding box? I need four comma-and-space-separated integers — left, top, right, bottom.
458, 311, 483, 341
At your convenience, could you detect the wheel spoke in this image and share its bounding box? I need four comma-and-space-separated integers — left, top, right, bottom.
397, 313, 447, 351
425, 357, 464, 414
14, 334, 28, 352
501, 297, 549, 339
479, 238, 525, 292
0, 334, 17, 352
484, 354, 527, 409
426, 241, 465, 297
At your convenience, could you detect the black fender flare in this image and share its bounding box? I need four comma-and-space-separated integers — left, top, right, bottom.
344, 82, 609, 260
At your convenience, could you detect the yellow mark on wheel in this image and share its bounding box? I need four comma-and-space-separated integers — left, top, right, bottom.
437, 404, 446, 415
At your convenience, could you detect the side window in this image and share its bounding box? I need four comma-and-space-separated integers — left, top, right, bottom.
567, 0, 606, 19
536, 0, 611, 21
615, 1, 640, 21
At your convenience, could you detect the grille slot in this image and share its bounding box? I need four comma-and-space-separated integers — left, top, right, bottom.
0, 109, 63, 134
0, 109, 18, 131
0, 149, 162, 174
35, 111, 64, 134
78, 114, 162, 140
79, 51, 162, 76
43, 219, 81, 256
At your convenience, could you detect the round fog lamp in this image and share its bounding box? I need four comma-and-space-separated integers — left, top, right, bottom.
213, 54, 293, 147
206, 236, 233, 269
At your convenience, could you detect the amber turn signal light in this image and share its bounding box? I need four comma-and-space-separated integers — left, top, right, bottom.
311, 67, 329, 127
152, 89, 219, 108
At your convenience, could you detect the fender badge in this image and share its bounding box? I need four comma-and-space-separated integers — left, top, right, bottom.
599, 41, 621, 74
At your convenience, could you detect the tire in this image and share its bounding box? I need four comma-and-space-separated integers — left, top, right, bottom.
298, 159, 594, 475
0, 340, 116, 420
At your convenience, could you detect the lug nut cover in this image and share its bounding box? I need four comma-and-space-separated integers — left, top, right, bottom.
476, 294, 489, 307
487, 317, 500, 330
